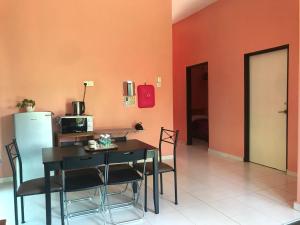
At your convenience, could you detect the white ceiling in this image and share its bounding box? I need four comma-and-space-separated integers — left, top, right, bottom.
172, 0, 218, 23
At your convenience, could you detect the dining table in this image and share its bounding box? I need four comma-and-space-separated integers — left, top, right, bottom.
42, 139, 159, 225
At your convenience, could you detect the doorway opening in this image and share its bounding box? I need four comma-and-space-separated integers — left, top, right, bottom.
186, 62, 208, 145
244, 45, 289, 171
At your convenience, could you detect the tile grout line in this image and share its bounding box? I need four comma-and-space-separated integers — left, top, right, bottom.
185, 191, 242, 225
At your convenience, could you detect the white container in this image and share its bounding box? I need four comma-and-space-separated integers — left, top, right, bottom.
26, 106, 35, 112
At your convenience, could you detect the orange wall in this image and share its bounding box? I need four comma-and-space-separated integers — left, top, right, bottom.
173, 0, 299, 171
0, 0, 173, 177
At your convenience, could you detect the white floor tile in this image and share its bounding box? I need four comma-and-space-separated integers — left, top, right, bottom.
1, 140, 299, 225
179, 202, 238, 225
145, 211, 194, 225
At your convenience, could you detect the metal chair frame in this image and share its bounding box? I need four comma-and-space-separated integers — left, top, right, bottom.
61, 153, 106, 224
144, 127, 179, 212
5, 139, 64, 225
103, 149, 148, 225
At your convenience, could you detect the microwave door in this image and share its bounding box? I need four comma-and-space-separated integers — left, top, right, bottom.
75, 118, 87, 132
61, 117, 87, 133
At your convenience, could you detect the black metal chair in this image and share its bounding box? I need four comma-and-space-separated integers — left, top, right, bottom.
61, 152, 106, 224
5, 139, 64, 225
98, 137, 132, 196
135, 127, 179, 211
103, 149, 148, 224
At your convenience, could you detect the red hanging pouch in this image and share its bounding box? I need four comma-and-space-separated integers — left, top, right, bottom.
137, 84, 155, 108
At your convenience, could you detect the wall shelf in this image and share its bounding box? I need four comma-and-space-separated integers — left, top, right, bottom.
55, 128, 140, 147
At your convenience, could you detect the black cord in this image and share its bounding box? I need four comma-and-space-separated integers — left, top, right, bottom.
83, 83, 87, 102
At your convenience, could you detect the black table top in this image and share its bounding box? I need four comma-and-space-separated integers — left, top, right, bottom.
42, 139, 156, 164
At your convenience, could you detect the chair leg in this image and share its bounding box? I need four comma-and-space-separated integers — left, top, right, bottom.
160, 173, 163, 195
59, 192, 65, 225
21, 196, 25, 223
134, 180, 145, 219
144, 175, 147, 212
105, 186, 114, 225
13, 193, 18, 225
64, 192, 69, 225
99, 187, 106, 225
174, 171, 178, 205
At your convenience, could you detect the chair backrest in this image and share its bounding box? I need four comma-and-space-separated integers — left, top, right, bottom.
105, 149, 148, 184
159, 127, 179, 166
62, 152, 106, 170
5, 139, 23, 190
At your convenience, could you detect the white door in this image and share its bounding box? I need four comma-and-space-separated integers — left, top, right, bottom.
249, 48, 288, 171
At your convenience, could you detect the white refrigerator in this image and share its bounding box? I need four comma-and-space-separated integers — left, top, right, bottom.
14, 112, 53, 181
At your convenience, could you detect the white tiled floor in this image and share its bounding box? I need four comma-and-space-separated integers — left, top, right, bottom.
1, 140, 299, 225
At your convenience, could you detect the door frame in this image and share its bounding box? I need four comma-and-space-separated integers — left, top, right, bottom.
244, 45, 289, 168
186, 62, 208, 145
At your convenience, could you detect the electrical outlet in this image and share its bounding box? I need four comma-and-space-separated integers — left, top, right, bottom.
84, 81, 94, 87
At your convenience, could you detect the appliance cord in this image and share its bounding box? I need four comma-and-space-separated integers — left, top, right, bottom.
83, 83, 87, 102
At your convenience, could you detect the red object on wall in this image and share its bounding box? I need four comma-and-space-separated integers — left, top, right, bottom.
137, 84, 155, 108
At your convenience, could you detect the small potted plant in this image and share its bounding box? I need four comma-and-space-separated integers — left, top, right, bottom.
16, 99, 36, 112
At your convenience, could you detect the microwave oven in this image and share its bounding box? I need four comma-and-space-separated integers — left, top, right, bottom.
59, 116, 93, 134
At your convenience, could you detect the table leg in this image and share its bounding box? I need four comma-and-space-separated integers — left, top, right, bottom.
44, 164, 51, 225
153, 151, 159, 214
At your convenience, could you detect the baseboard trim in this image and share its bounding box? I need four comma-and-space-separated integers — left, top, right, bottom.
162, 155, 173, 160
294, 202, 300, 211
0, 177, 12, 184
208, 148, 243, 162
145, 155, 173, 162
138, 155, 173, 163
287, 170, 297, 177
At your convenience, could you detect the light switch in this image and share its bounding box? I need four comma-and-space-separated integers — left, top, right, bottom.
156, 76, 162, 87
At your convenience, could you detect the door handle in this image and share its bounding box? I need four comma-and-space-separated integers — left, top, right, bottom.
278, 109, 287, 114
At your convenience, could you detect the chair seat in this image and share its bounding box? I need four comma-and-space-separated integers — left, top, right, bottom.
17, 176, 62, 197
106, 168, 142, 185
135, 162, 174, 175
65, 168, 103, 192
